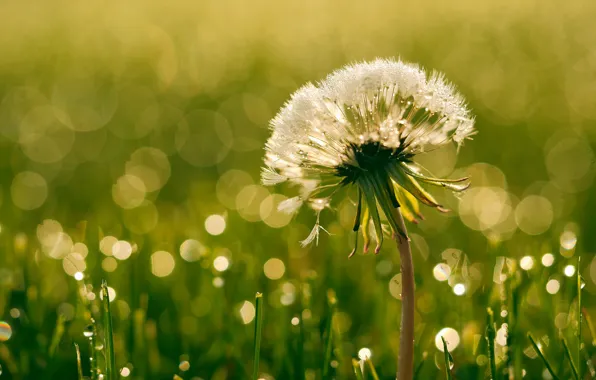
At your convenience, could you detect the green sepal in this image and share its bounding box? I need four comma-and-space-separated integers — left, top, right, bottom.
361, 204, 371, 253
358, 179, 383, 254
349, 189, 363, 258
369, 173, 407, 240
387, 164, 445, 210
400, 162, 470, 192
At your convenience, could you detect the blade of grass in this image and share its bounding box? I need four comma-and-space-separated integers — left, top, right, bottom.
582, 348, 596, 378
507, 276, 522, 380
528, 333, 558, 380
562, 338, 579, 380
413, 351, 427, 380
252, 292, 263, 380
86, 319, 100, 380
582, 308, 596, 346
74, 343, 84, 380
101, 280, 116, 380
365, 358, 380, 380
352, 359, 364, 380
323, 289, 337, 379
48, 314, 66, 358
297, 311, 305, 380
577, 257, 582, 380
440, 336, 453, 380
486, 308, 497, 380
133, 295, 148, 378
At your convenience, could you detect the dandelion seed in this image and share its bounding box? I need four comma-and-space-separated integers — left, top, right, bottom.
277, 196, 303, 214
262, 58, 474, 254
261, 166, 288, 186
300, 216, 331, 247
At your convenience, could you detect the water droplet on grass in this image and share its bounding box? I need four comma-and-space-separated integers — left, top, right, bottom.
179, 361, 190, 371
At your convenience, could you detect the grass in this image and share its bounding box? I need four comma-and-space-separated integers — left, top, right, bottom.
562, 338, 579, 380
577, 257, 583, 380
352, 359, 364, 380
48, 314, 65, 359
0, 216, 592, 379
365, 358, 380, 380
322, 290, 337, 379
486, 308, 497, 380
252, 292, 264, 380
528, 333, 558, 380
101, 280, 116, 380
88, 319, 100, 380
75, 343, 84, 380
413, 352, 427, 380
440, 336, 453, 380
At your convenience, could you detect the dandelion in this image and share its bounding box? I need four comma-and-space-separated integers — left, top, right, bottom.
262, 58, 475, 379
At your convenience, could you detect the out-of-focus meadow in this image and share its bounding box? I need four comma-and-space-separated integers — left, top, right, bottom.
0, 0, 596, 379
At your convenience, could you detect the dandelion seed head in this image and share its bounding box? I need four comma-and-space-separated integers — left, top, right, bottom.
263, 58, 475, 252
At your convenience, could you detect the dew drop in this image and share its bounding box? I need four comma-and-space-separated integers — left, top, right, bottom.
95, 343, 104, 350
120, 367, 131, 377
560, 231, 577, 250
358, 347, 372, 360
179, 360, 190, 371
83, 325, 94, 338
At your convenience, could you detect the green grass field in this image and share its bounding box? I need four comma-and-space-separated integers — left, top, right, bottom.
0, 0, 595, 379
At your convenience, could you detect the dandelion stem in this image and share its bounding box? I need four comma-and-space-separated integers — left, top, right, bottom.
252, 292, 264, 380
101, 280, 116, 380
528, 333, 558, 380
389, 206, 415, 380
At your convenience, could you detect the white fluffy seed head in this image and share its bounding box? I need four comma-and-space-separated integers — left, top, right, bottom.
263, 58, 475, 235
264, 59, 474, 190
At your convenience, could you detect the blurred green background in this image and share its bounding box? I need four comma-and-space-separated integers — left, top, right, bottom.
0, 0, 595, 379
